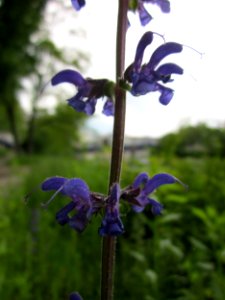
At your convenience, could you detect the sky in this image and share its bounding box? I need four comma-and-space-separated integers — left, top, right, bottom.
48, 0, 225, 138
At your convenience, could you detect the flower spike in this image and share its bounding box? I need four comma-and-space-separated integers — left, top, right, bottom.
41, 172, 185, 234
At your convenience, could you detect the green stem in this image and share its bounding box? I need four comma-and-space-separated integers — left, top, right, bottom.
100, 1, 129, 300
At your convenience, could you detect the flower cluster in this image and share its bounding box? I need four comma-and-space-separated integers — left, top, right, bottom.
51, 31, 183, 115
124, 31, 183, 105
41, 172, 184, 236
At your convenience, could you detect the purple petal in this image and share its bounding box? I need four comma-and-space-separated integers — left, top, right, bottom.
144, 0, 170, 13
148, 198, 163, 215
68, 209, 90, 232
68, 96, 86, 112
84, 98, 97, 115
56, 201, 76, 225
71, 0, 85, 11
157, 84, 174, 105
138, 4, 153, 26
51, 69, 85, 87
98, 215, 124, 236
63, 179, 90, 202
98, 183, 124, 236
131, 76, 157, 96
144, 173, 178, 195
147, 43, 183, 70
132, 172, 149, 189
41, 177, 68, 192
157, 85, 174, 105
156, 63, 183, 76
156, 0, 170, 13
102, 99, 114, 116
134, 31, 154, 70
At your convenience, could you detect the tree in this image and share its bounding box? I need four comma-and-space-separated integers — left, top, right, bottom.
0, 0, 47, 151
0, 0, 88, 153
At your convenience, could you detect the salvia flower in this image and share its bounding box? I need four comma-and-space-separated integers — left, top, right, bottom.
121, 172, 185, 214
129, 0, 170, 26
99, 183, 124, 236
51, 69, 115, 116
41, 177, 93, 232
124, 31, 183, 105
41, 172, 185, 235
71, 0, 85, 11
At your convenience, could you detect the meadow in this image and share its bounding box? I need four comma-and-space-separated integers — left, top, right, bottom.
1, 149, 225, 300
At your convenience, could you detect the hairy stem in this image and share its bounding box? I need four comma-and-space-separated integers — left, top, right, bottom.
100, 1, 129, 300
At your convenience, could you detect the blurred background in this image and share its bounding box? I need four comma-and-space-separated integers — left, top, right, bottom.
1, 0, 225, 299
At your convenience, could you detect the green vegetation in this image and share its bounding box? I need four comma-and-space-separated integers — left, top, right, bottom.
1, 125, 225, 299
0, 0, 88, 154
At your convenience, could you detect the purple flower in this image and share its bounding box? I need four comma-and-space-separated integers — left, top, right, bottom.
41, 177, 93, 232
129, 0, 170, 26
51, 69, 115, 116
71, 0, 85, 11
69, 292, 83, 300
121, 172, 184, 214
98, 183, 124, 236
40, 172, 185, 235
124, 31, 183, 105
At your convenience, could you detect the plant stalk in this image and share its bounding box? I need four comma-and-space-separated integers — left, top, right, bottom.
100, 1, 129, 300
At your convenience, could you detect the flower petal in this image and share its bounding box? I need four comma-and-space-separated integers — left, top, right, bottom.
98, 183, 124, 236
131, 75, 158, 96
148, 198, 163, 215
156, 63, 183, 76
138, 4, 152, 26
84, 98, 97, 115
158, 85, 174, 105
68, 209, 91, 232
63, 179, 90, 203
41, 176, 68, 192
68, 96, 86, 112
134, 31, 154, 70
144, 173, 178, 195
132, 172, 149, 188
102, 99, 114, 116
98, 215, 124, 236
71, 0, 85, 11
147, 42, 183, 70
51, 69, 85, 87
156, 0, 170, 13
56, 201, 76, 225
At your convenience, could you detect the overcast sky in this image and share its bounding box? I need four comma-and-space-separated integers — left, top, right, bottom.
49, 0, 225, 138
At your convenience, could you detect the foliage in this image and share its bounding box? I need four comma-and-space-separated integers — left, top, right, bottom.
154, 124, 225, 158
0, 0, 88, 153
1, 151, 225, 299
24, 103, 86, 154
0, 0, 48, 150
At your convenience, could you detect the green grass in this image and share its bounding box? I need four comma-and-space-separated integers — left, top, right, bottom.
1, 154, 225, 299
